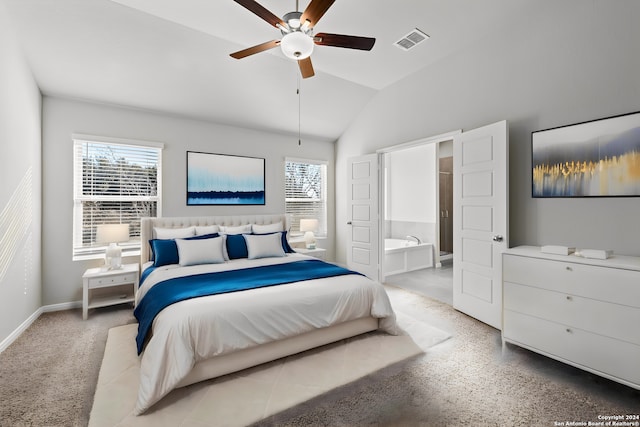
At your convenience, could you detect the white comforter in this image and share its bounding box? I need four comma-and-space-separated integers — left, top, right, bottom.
134, 254, 396, 415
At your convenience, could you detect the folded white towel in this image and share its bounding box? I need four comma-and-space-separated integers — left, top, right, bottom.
576, 249, 613, 259
541, 245, 575, 255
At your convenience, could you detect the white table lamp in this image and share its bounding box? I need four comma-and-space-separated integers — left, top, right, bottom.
299, 219, 319, 249
96, 224, 130, 269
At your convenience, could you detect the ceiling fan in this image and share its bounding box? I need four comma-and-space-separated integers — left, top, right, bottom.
230, 0, 376, 78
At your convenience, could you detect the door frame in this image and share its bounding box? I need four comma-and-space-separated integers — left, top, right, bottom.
376, 130, 462, 278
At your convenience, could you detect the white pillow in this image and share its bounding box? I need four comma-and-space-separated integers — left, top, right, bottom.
195, 225, 220, 236
219, 224, 252, 235
244, 233, 285, 260
175, 236, 225, 266
252, 221, 284, 234
154, 226, 195, 239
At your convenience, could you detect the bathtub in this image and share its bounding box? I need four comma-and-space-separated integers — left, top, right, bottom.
384, 238, 434, 276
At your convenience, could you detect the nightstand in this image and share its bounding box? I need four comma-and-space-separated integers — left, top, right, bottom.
295, 247, 327, 260
82, 263, 139, 320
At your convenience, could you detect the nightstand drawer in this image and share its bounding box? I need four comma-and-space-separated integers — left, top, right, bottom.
88, 273, 136, 289
295, 248, 326, 260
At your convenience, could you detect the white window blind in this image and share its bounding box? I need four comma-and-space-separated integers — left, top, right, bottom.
72, 136, 162, 259
285, 158, 327, 236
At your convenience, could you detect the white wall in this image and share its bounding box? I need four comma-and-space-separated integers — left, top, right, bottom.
0, 3, 42, 344
42, 97, 335, 305
336, 1, 640, 264
386, 144, 437, 223
384, 144, 438, 245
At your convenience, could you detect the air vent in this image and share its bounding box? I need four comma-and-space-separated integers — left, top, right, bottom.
394, 28, 430, 51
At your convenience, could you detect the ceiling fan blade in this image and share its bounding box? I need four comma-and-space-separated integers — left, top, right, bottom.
300, 0, 335, 28
230, 40, 280, 59
314, 33, 376, 51
233, 0, 285, 28
298, 57, 315, 79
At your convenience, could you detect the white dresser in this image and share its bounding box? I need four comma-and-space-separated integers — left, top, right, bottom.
502, 246, 640, 390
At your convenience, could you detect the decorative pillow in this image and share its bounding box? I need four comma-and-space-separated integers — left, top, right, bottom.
280, 231, 295, 253
219, 224, 252, 235
225, 234, 249, 259
176, 236, 225, 266
150, 233, 220, 267
244, 233, 286, 260
154, 226, 195, 239
256, 231, 295, 253
252, 221, 283, 234
195, 225, 220, 236
149, 239, 180, 267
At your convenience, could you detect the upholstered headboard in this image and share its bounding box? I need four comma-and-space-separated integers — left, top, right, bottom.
140, 214, 291, 265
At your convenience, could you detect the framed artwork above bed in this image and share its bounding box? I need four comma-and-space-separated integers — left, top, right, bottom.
531, 111, 640, 198
186, 151, 265, 205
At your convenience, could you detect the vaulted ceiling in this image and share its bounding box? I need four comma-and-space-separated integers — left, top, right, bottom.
4, 0, 534, 141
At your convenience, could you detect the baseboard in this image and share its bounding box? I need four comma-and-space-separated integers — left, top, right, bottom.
0, 300, 82, 353
41, 300, 82, 313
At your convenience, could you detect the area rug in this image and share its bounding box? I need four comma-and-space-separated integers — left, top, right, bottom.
89, 311, 450, 427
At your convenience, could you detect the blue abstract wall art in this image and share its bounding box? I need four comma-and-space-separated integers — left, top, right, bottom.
187, 151, 265, 205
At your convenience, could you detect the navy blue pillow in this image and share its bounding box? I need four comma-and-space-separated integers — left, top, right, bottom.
150, 233, 220, 267
282, 231, 295, 253
149, 239, 179, 267
225, 234, 249, 259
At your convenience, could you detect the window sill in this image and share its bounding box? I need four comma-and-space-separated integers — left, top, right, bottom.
73, 250, 141, 262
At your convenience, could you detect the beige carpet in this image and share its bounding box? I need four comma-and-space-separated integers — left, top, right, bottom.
89, 311, 450, 427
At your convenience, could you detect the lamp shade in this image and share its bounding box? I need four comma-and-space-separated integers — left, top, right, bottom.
280, 31, 314, 60
299, 219, 318, 233
96, 224, 130, 244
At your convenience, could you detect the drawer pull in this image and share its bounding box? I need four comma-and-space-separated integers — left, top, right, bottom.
565, 266, 572, 271
566, 295, 572, 301
566, 328, 572, 333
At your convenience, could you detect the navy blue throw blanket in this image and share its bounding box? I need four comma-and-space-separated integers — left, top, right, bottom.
134, 259, 362, 354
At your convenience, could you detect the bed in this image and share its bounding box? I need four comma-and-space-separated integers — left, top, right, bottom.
134, 214, 397, 415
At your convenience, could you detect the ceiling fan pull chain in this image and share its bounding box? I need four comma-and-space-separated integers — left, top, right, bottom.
297, 73, 302, 146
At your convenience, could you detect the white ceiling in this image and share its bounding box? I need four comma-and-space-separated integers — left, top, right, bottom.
4, 0, 534, 141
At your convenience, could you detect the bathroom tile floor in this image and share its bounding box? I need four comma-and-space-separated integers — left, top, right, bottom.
383, 259, 453, 306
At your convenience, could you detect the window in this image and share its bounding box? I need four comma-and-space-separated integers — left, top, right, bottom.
285, 158, 327, 236
72, 135, 163, 260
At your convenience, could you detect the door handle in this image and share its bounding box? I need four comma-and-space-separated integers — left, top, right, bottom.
347, 221, 352, 225
492, 235, 504, 242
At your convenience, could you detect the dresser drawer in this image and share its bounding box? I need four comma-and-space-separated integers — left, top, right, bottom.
504, 310, 640, 387
504, 282, 640, 345
503, 254, 640, 308
88, 273, 136, 289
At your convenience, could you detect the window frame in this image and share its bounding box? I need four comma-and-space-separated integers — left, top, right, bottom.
72, 134, 163, 261
284, 157, 328, 237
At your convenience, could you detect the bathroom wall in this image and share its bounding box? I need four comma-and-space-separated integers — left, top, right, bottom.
384, 144, 437, 245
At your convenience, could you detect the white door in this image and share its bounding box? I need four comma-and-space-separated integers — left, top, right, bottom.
347, 154, 379, 280
453, 120, 508, 330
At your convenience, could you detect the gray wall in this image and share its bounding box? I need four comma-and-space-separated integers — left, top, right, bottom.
42, 97, 335, 305
335, 0, 640, 264
0, 3, 42, 345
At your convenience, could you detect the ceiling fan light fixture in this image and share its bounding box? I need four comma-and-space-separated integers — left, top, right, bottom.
283, 11, 303, 30
280, 31, 314, 60
288, 18, 301, 29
